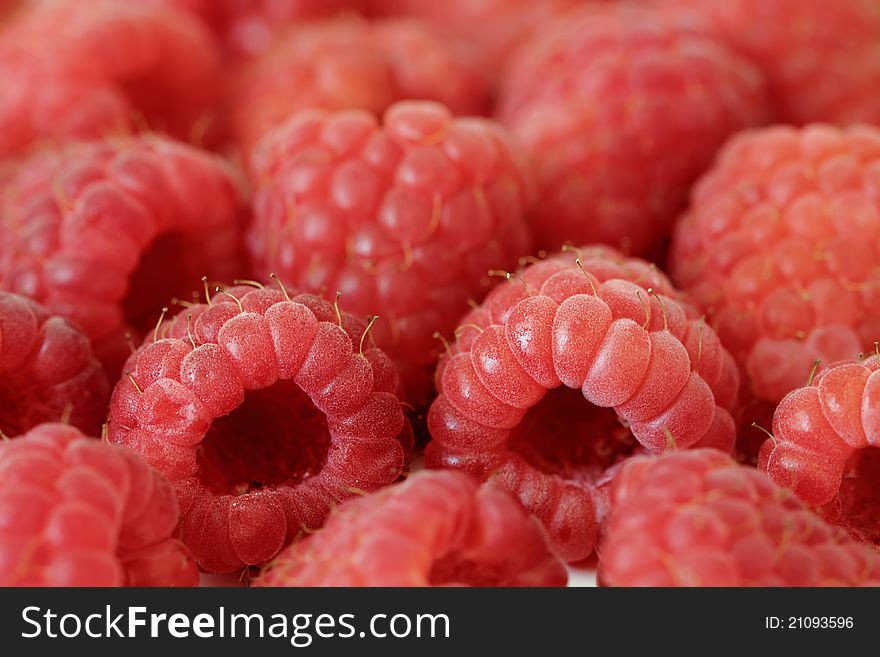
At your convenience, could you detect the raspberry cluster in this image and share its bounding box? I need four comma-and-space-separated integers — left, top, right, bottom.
258, 471, 568, 587
0, 133, 243, 371
3, 0, 880, 590
0, 292, 109, 437
108, 282, 412, 572
498, 4, 768, 255
600, 449, 880, 586
248, 101, 532, 405
425, 246, 739, 561
0, 423, 198, 586
229, 17, 488, 155
0, 0, 220, 159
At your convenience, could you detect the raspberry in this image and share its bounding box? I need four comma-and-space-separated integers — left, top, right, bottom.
375, 0, 582, 72
758, 356, 880, 546
229, 17, 488, 156
0, 0, 221, 159
149, 0, 366, 57
0, 134, 243, 371
599, 449, 880, 586
497, 4, 768, 256
256, 471, 567, 586
670, 124, 880, 450
424, 246, 739, 562
0, 423, 198, 586
657, 0, 880, 125
248, 101, 532, 406
0, 292, 109, 437
108, 282, 413, 573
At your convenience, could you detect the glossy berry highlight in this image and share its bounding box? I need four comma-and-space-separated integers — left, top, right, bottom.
425, 245, 739, 562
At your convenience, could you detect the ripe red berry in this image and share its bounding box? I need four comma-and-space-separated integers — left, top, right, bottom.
0, 423, 198, 587
256, 470, 567, 587
657, 0, 880, 125
149, 0, 363, 56
497, 4, 768, 256
376, 0, 582, 72
0, 0, 221, 159
108, 282, 412, 573
0, 134, 243, 372
0, 292, 109, 437
600, 449, 880, 586
248, 101, 532, 406
229, 17, 488, 156
759, 356, 880, 546
670, 124, 880, 452
425, 246, 739, 562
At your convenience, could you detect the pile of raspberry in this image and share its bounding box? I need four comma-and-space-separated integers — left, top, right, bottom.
2, 0, 880, 589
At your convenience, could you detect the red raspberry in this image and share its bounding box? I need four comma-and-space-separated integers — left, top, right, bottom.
670, 124, 880, 451
0, 292, 109, 437
758, 356, 880, 546
256, 471, 567, 586
108, 282, 413, 573
248, 101, 532, 406
149, 0, 366, 57
0, 134, 243, 371
0, 423, 198, 586
425, 246, 739, 562
0, 0, 221, 159
658, 0, 880, 125
376, 0, 583, 72
497, 4, 768, 256
229, 17, 488, 156
599, 449, 880, 586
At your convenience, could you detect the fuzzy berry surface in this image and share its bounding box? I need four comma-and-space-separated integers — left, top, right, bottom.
229, 17, 488, 156
425, 245, 739, 562
0, 134, 243, 371
497, 4, 768, 256
599, 449, 880, 586
759, 356, 880, 547
257, 470, 567, 587
657, 0, 880, 125
0, 292, 108, 437
0, 0, 221, 159
671, 124, 880, 449
0, 423, 198, 587
248, 101, 532, 407
108, 283, 413, 573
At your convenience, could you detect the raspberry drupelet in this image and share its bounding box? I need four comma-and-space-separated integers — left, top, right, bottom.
257, 470, 567, 587
759, 356, 880, 547
497, 4, 769, 256
657, 0, 880, 125
108, 281, 413, 573
0, 134, 244, 372
0, 292, 109, 437
0, 423, 198, 587
0, 0, 221, 159
248, 101, 532, 407
670, 124, 880, 452
599, 449, 880, 586
229, 17, 488, 157
425, 245, 739, 562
